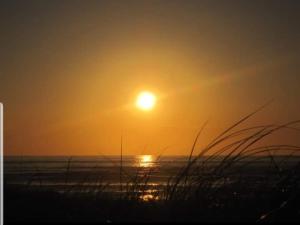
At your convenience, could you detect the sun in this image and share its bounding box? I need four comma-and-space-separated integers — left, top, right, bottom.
136, 91, 156, 111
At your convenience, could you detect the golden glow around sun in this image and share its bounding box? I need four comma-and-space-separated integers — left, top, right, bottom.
136, 91, 156, 111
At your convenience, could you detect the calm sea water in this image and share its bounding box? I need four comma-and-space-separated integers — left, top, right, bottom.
4, 155, 300, 196
4, 155, 191, 186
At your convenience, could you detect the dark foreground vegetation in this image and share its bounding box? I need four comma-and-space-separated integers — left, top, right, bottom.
4, 179, 300, 223
5, 106, 300, 222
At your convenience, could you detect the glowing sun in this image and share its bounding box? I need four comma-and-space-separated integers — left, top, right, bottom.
136, 91, 156, 111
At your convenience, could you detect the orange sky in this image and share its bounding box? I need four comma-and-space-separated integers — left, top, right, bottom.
1, 0, 300, 155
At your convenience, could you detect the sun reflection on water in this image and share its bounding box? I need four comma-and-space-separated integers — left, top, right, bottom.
137, 155, 155, 167
140, 194, 159, 202
134, 155, 160, 201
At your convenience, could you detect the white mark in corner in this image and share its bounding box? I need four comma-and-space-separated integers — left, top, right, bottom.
0, 103, 3, 225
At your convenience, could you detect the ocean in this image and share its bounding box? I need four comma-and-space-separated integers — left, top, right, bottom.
4, 155, 300, 198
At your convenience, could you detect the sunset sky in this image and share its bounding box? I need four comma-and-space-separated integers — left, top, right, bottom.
1, 0, 300, 156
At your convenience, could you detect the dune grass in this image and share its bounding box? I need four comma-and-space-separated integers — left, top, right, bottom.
4, 105, 300, 222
